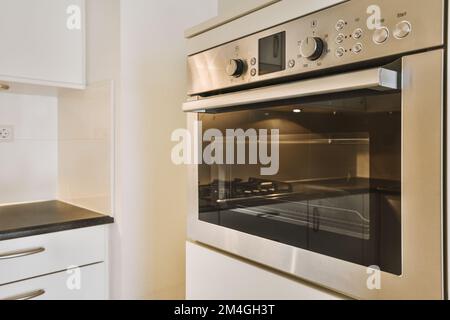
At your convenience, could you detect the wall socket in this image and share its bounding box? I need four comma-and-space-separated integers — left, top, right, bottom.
0, 126, 14, 142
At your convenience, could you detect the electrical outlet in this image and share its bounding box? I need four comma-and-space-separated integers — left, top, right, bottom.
0, 126, 14, 142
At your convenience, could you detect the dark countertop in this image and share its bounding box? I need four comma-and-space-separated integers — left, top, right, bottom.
0, 201, 114, 241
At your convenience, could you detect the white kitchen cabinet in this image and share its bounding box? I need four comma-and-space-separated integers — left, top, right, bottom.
0, 0, 85, 89
0, 226, 109, 300
186, 242, 346, 300
0, 263, 107, 300
0, 226, 107, 286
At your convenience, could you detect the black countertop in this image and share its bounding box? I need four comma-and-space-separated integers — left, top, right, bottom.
0, 201, 114, 241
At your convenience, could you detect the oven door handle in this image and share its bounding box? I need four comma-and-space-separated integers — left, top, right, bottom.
183, 67, 399, 112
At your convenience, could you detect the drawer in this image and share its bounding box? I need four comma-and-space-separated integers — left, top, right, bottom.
0, 263, 107, 300
0, 226, 106, 285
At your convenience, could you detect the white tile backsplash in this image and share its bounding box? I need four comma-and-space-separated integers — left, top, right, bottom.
57, 86, 111, 141
0, 93, 57, 140
58, 81, 113, 215
0, 84, 112, 212
58, 139, 111, 214
0, 92, 58, 204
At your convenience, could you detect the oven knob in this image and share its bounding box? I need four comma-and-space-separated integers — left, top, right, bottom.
352, 28, 364, 39
373, 27, 390, 44
300, 37, 325, 61
226, 59, 246, 77
335, 33, 345, 44
394, 21, 412, 39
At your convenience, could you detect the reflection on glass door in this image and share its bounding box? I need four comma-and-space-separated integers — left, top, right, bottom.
198, 92, 402, 275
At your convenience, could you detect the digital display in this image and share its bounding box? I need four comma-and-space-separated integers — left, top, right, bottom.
259, 32, 286, 76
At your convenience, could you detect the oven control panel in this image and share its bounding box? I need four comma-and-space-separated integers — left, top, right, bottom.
187, 0, 444, 96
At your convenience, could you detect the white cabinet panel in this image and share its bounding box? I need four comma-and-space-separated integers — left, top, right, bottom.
186, 242, 346, 300
0, 0, 85, 88
0, 226, 106, 285
0, 263, 107, 300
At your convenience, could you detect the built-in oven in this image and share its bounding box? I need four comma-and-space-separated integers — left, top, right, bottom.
184, 0, 446, 299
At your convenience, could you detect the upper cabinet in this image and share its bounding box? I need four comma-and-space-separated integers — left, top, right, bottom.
0, 0, 85, 89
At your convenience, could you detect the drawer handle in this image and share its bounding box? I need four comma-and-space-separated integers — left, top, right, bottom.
0, 247, 46, 260
3, 289, 46, 301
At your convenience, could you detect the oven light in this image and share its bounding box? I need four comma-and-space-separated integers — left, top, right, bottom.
293, 108, 302, 113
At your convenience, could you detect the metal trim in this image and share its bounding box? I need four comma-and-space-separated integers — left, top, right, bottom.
183, 67, 398, 112
2, 289, 46, 301
0, 247, 45, 260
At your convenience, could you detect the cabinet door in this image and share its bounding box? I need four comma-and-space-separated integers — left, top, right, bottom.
0, 263, 107, 300
0, 0, 85, 88
186, 242, 345, 300
0, 226, 106, 285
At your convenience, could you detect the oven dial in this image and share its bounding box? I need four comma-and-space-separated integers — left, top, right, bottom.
226, 59, 246, 77
300, 37, 325, 61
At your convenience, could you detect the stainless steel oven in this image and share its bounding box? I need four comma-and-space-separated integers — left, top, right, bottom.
184, 0, 446, 299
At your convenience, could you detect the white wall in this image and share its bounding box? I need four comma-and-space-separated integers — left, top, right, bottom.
113, 0, 217, 299
0, 93, 57, 205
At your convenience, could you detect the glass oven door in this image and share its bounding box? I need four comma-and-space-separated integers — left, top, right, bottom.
185, 50, 444, 299
199, 92, 401, 275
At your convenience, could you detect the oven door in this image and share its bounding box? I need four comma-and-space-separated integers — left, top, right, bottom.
185, 49, 444, 300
